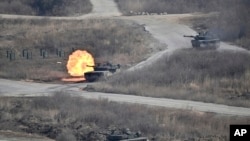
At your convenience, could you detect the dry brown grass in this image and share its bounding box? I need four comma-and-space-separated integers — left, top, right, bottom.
115, 0, 221, 14
0, 93, 249, 141
92, 49, 250, 107
116, 0, 250, 50
0, 0, 92, 16
0, 18, 162, 81
183, 13, 250, 50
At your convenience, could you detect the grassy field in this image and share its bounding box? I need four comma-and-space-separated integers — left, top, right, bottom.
115, 0, 250, 50
0, 18, 163, 81
0, 0, 92, 16
91, 49, 250, 107
0, 93, 249, 141
1, 1, 249, 141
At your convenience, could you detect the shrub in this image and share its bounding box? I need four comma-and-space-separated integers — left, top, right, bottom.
56, 129, 76, 141
1, 95, 250, 141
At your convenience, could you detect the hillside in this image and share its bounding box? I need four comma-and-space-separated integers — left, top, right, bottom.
116, 0, 250, 49
0, 0, 92, 16
0, 0, 250, 141
0, 18, 163, 81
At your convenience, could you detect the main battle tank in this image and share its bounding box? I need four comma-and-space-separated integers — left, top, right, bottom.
84, 62, 120, 82
107, 128, 148, 141
184, 31, 220, 49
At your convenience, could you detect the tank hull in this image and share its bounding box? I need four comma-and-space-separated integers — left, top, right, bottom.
191, 39, 220, 49
184, 31, 220, 49
84, 71, 112, 82
84, 63, 120, 82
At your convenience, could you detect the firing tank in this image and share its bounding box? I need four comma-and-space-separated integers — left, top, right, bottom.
184, 31, 220, 49
84, 62, 120, 82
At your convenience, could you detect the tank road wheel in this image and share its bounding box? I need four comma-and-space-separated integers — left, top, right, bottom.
208, 42, 220, 49
200, 43, 207, 48
84, 72, 104, 82
191, 40, 200, 48
214, 42, 220, 49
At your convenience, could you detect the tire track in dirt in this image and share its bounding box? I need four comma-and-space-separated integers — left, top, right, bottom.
1, 79, 250, 116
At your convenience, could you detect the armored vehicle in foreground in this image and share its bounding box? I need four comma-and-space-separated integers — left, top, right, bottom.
107, 128, 148, 141
84, 62, 120, 82
184, 31, 220, 49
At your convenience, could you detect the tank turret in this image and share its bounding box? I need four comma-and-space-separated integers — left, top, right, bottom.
184, 31, 220, 49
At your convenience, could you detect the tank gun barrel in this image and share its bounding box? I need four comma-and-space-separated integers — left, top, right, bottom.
183, 35, 195, 38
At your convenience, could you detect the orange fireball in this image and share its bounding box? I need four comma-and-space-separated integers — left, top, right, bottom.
66, 50, 95, 77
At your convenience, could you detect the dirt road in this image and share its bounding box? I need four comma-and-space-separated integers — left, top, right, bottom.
82, 0, 122, 17
121, 15, 247, 70
1, 79, 250, 116
0, 131, 53, 141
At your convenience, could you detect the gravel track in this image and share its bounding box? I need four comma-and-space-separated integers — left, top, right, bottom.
1, 79, 250, 117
